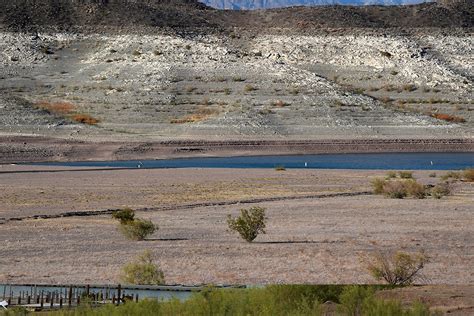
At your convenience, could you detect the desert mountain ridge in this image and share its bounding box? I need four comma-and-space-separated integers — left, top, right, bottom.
0, 0, 472, 32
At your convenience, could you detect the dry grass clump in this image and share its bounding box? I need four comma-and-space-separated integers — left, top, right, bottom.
244, 84, 257, 92
398, 171, 413, 179
71, 114, 100, 125
431, 113, 466, 123
463, 169, 474, 182
382, 180, 409, 199
371, 176, 428, 199
170, 106, 219, 124
430, 182, 451, 199
402, 84, 417, 92
35, 101, 100, 125
366, 250, 429, 286
440, 171, 462, 181
35, 101, 75, 114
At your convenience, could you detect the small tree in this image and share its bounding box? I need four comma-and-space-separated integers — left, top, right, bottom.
227, 207, 266, 242
367, 251, 429, 286
112, 208, 135, 224
120, 218, 157, 241
122, 250, 165, 285
112, 208, 157, 241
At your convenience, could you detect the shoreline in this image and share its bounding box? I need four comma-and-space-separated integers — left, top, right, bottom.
1, 136, 473, 164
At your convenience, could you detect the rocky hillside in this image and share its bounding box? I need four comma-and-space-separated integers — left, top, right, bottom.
0, 0, 472, 31
0, 0, 213, 32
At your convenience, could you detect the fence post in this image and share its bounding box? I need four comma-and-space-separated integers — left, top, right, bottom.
117, 284, 121, 306
68, 286, 73, 307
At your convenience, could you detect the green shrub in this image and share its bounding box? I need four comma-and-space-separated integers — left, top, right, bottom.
42, 285, 436, 316
385, 171, 397, 179
430, 182, 451, 199
367, 251, 429, 286
227, 207, 266, 242
120, 218, 156, 241
122, 250, 165, 285
112, 208, 135, 224
399, 171, 413, 179
338, 285, 375, 316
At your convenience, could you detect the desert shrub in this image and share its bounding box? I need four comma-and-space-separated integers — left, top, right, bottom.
385, 171, 397, 179
431, 113, 466, 123
113, 209, 157, 241
35, 101, 75, 114
367, 251, 429, 286
227, 207, 266, 242
380, 51, 392, 58
402, 84, 417, 92
71, 114, 100, 125
120, 218, 156, 241
399, 171, 413, 179
112, 208, 135, 224
121, 250, 165, 285
382, 181, 407, 199
429, 172, 437, 178
371, 178, 386, 194
405, 180, 427, 199
132, 50, 142, 56
244, 84, 257, 92
275, 165, 286, 171
232, 76, 246, 82
288, 87, 300, 95
463, 168, 474, 182
440, 171, 461, 181
430, 182, 451, 199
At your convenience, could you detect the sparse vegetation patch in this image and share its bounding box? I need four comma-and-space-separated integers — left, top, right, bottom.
227, 207, 266, 242
366, 250, 429, 286
121, 250, 165, 285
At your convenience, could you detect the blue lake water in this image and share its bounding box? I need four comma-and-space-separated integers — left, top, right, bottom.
35, 152, 474, 170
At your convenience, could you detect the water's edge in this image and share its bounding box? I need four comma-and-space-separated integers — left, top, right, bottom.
31, 152, 474, 170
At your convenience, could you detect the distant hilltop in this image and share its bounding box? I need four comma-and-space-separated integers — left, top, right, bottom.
0, 0, 471, 32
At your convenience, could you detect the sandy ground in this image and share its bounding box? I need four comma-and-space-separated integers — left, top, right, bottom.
0, 167, 472, 287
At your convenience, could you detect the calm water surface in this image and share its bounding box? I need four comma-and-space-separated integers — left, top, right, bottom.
36, 152, 474, 170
